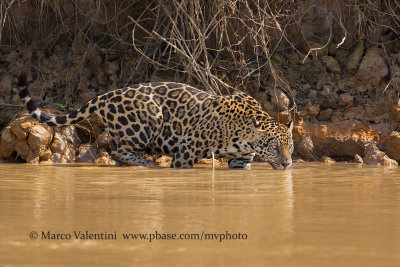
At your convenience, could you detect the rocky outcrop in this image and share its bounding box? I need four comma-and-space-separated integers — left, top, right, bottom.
293, 120, 385, 162
0, 114, 116, 165
0, 116, 53, 163
293, 120, 398, 165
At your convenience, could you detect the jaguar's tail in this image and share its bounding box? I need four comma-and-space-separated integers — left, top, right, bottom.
19, 88, 98, 127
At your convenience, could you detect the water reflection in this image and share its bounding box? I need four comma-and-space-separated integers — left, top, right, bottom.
283, 170, 294, 234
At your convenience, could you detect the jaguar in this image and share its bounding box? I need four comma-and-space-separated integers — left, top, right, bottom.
19, 82, 293, 169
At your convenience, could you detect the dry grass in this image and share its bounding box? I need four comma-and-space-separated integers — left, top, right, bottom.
130, 0, 298, 96
0, 0, 399, 106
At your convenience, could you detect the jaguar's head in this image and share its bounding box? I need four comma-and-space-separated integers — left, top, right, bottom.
253, 119, 294, 170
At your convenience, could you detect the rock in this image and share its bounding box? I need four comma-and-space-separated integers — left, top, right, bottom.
76, 144, 97, 163
40, 149, 52, 161
155, 155, 172, 167
299, 104, 320, 122
328, 42, 337, 56
288, 54, 300, 64
51, 153, 67, 164
1, 114, 100, 165
72, 31, 87, 55
295, 135, 314, 159
338, 93, 354, 106
151, 72, 173, 83
2, 50, 18, 63
62, 1, 75, 17
293, 120, 380, 160
109, 73, 119, 82
270, 89, 290, 111
15, 141, 34, 162
388, 94, 400, 121
307, 105, 319, 118
287, 67, 301, 83
357, 47, 388, 86
271, 53, 286, 64
0, 127, 14, 158
94, 156, 116, 165
318, 109, 333, 121
343, 106, 365, 121
269, 111, 291, 125
87, 47, 102, 66
96, 70, 107, 85
95, 134, 112, 150
322, 56, 342, 73
104, 60, 120, 75
335, 49, 348, 66
198, 158, 222, 168
10, 94, 20, 105
346, 41, 364, 73
27, 124, 53, 162
364, 102, 389, 124
385, 132, 400, 162
10, 119, 29, 140
353, 154, 363, 164
390, 64, 400, 94
363, 143, 398, 166
50, 127, 77, 162
94, 151, 116, 165
395, 39, 400, 53
2, 117, 54, 163
90, 78, 99, 89
0, 73, 14, 95
40, 159, 53, 165
321, 156, 335, 163
50, 132, 67, 154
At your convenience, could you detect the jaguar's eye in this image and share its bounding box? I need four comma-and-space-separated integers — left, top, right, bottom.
271, 143, 279, 153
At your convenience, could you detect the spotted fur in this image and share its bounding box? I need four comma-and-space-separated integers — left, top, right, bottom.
19, 82, 293, 169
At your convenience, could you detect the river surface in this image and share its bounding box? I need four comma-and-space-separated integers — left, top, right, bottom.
0, 163, 399, 266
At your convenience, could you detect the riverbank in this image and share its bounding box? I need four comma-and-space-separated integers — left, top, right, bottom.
0, 0, 399, 166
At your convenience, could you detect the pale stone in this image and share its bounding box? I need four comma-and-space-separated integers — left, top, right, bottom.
270, 89, 290, 111
357, 47, 388, 86
363, 143, 398, 166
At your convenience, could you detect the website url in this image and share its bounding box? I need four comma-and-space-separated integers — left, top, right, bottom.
122, 230, 247, 242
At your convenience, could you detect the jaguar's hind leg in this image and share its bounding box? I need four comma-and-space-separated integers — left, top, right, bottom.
170, 143, 202, 168
111, 144, 155, 167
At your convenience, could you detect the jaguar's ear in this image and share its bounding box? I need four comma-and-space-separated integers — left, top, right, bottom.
286, 120, 293, 132
253, 118, 266, 132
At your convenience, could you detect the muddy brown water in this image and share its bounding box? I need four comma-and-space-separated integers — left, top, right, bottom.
0, 163, 399, 266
